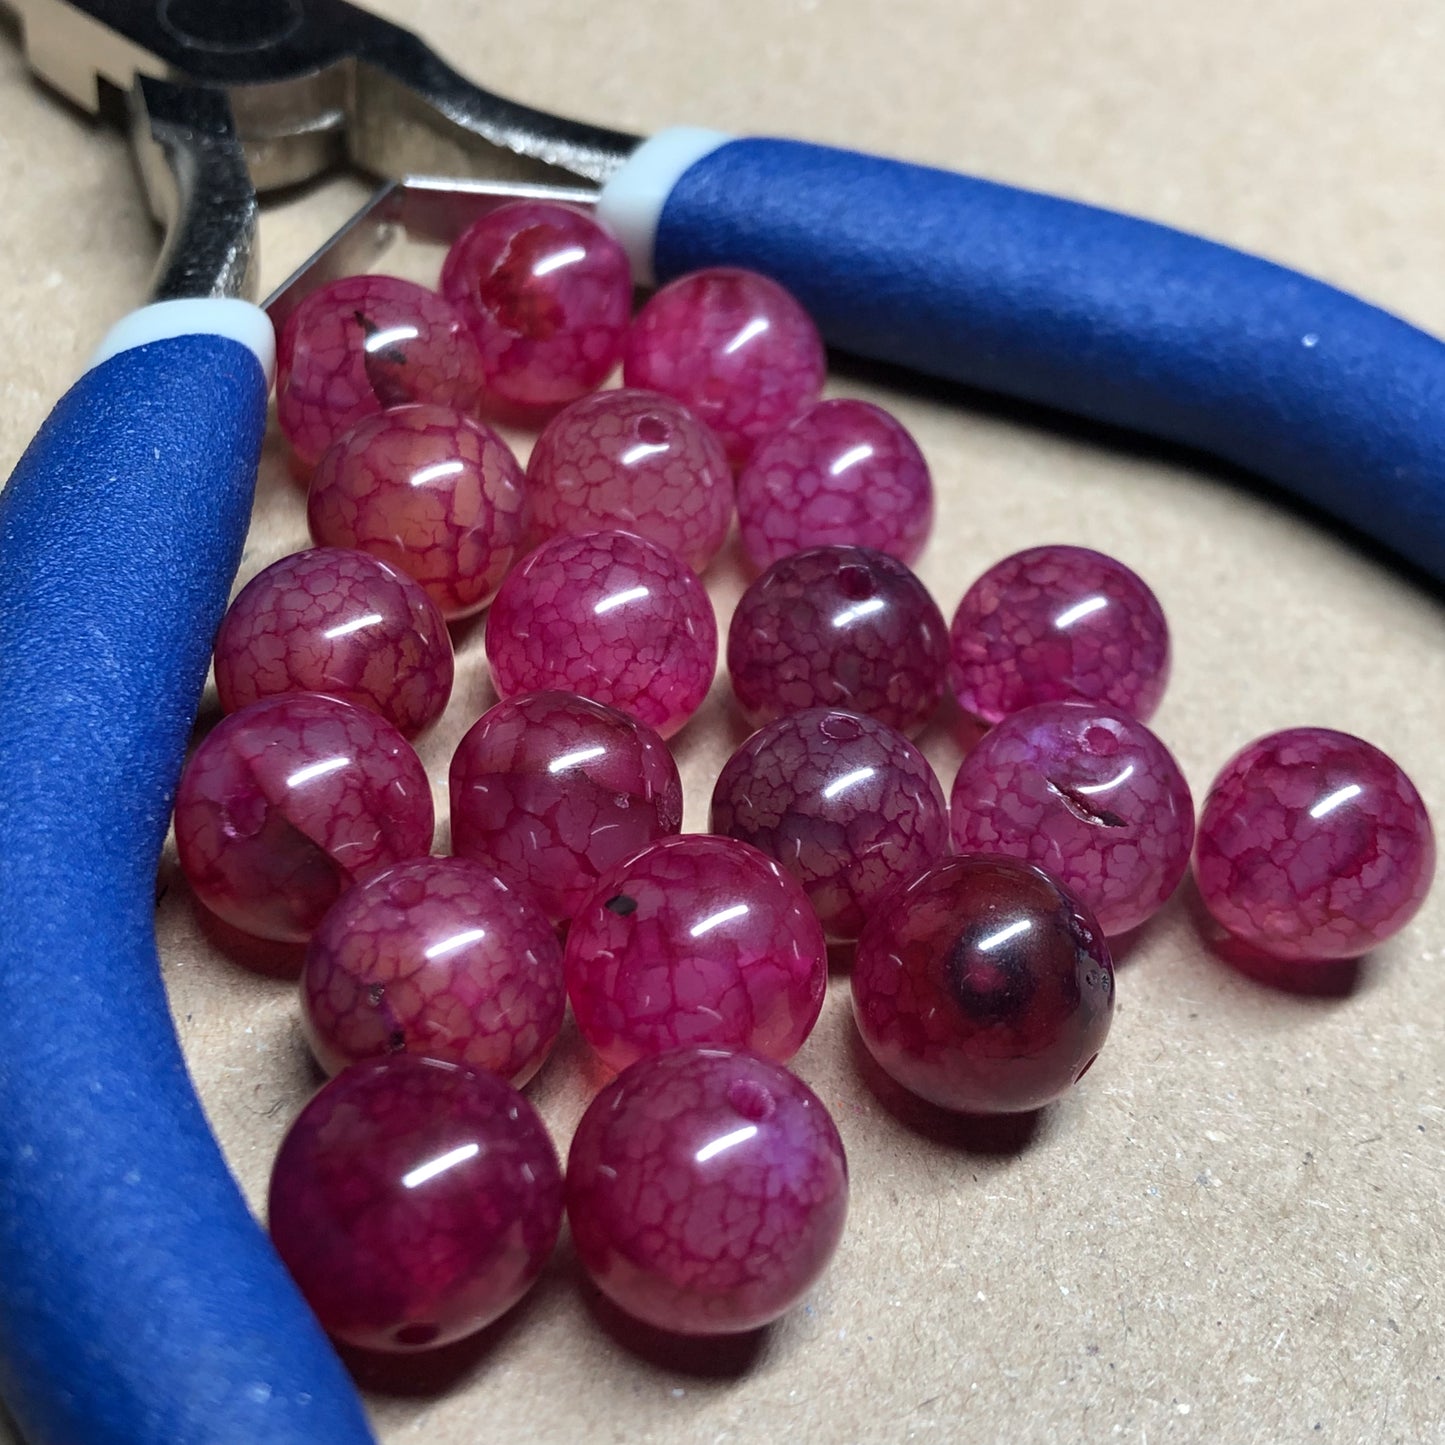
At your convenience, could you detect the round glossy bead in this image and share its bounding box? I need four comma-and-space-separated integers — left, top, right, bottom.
736, 400, 933, 569
623, 267, 826, 469
566, 1046, 848, 1334
484, 529, 717, 738
308, 404, 527, 621
710, 709, 949, 942
439, 201, 632, 424
948, 545, 1170, 725
949, 702, 1195, 937
565, 835, 827, 1072
727, 545, 948, 735
852, 855, 1114, 1114
268, 1055, 563, 1352
213, 547, 453, 738
449, 691, 683, 924
174, 694, 434, 943
1194, 728, 1434, 961
276, 274, 486, 471
526, 388, 733, 571
301, 857, 565, 1086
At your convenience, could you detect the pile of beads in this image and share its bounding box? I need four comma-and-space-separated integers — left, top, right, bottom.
177, 199, 1434, 1361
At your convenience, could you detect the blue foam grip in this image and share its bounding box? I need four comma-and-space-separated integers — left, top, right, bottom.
0, 336, 376, 1445
654, 137, 1445, 582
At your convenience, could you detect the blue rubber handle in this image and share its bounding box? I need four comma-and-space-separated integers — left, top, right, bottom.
0, 336, 375, 1445
655, 137, 1445, 582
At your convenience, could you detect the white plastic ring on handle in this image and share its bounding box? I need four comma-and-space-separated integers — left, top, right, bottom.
597, 128, 732, 286
89, 298, 276, 384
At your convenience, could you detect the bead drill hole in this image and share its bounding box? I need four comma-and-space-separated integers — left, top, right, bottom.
836, 564, 876, 601
819, 713, 865, 743
394, 1322, 441, 1348
727, 1078, 777, 1122
636, 416, 670, 446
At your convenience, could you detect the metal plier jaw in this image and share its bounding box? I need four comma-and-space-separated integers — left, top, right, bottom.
4, 0, 639, 301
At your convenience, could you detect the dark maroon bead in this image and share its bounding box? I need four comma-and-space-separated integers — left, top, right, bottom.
852, 855, 1114, 1113
727, 545, 949, 736
949, 702, 1195, 937
268, 1055, 563, 1352
710, 709, 950, 941
566, 1047, 848, 1334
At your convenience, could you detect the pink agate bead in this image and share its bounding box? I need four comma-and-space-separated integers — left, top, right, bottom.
213, 547, 453, 739
269, 1054, 563, 1352
949, 702, 1194, 937
623, 267, 826, 469
276, 274, 486, 471
566, 1047, 848, 1335
735, 400, 934, 569
440, 201, 632, 425
526, 389, 733, 571
1195, 727, 1434, 961
448, 691, 683, 924
173, 694, 434, 943
301, 857, 565, 1086
710, 709, 949, 942
564, 835, 827, 1073
308, 404, 527, 621
948, 545, 1170, 725
484, 530, 717, 738
727, 545, 948, 735
852, 855, 1115, 1114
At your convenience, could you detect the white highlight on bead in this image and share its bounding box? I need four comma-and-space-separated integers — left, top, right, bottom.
598, 127, 733, 286
88, 298, 276, 383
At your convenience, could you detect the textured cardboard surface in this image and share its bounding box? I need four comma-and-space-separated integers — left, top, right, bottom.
1, 2, 1443, 1442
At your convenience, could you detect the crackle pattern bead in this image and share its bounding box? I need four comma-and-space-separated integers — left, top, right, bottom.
276, 274, 486, 472
710, 709, 949, 942
727, 545, 948, 735
623, 267, 826, 469
174, 693, 434, 943
948, 545, 1170, 725
213, 547, 453, 739
852, 855, 1114, 1114
566, 1046, 849, 1334
269, 1055, 563, 1352
301, 856, 565, 1086
484, 529, 717, 738
526, 388, 733, 571
949, 702, 1195, 937
565, 835, 827, 1072
449, 691, 683, 923
308, 404, 527, 621
440, 201, 632, 424
735, 400, 933, 569
1194, 727, 1434, 961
